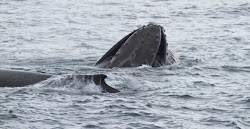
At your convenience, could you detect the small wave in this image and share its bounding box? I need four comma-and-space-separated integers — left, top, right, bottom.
222, 65, 250, 72
9, 0, 27, 1
84, 124, 102, 128
205, 107, 226, 113
0, 110, 18, 120
105, 104, 137, 110
201, 116, 238, 127
235, 119, 250, 129
34, 75, 104, 94
94, 1, 123, 6
167, 94, 196, 99
193, 81, 215, 87
241, 97, 250, 103
127, 122, 163, 129
184, 5, 197, 9
178, 56, 203, 67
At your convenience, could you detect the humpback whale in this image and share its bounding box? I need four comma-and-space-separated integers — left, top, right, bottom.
0, 24, 179, 93
0, 69, 119, 93
94, 23, 179, 68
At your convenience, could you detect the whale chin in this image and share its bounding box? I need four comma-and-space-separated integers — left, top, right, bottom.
94, 23, 179, 68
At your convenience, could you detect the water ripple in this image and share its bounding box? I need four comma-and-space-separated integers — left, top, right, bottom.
1, 0, 250, 128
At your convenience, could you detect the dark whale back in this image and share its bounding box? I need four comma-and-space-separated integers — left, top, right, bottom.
0, 69, 119, 93
0, 69, 51, 87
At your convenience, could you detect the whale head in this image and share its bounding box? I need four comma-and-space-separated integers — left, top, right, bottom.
94, 23, 179, 68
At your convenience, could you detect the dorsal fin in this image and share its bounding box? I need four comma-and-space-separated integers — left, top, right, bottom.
84, 74, 119, 93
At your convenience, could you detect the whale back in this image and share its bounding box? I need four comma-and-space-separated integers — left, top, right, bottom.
0, 69, 51, 87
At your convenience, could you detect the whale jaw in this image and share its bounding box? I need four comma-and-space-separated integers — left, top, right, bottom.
94, 24, 179, 68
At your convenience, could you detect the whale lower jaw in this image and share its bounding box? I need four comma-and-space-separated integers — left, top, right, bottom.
94, 23, 179, 68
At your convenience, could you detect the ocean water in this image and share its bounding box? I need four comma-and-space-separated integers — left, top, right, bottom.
1, 0, 250, 128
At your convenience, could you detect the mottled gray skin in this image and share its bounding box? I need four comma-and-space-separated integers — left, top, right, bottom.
94, 24, 179, 68
0, 24, 179, 93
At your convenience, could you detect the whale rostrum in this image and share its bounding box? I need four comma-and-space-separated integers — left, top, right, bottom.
94, 24, 179, 68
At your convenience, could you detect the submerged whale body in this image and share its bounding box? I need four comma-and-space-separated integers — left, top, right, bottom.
0, 69, 119, 93
0, 24, 179, 93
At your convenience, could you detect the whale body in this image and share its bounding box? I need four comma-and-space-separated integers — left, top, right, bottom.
0, 69, 119, 93
0, 24, 179, 93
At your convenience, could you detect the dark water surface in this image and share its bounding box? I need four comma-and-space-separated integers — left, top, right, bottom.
1, 0, 250, 128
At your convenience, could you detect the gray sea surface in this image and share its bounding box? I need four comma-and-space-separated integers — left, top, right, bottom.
1, 0, 250, 128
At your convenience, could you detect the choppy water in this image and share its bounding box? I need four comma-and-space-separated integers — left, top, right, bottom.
1, 0, 250, 128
